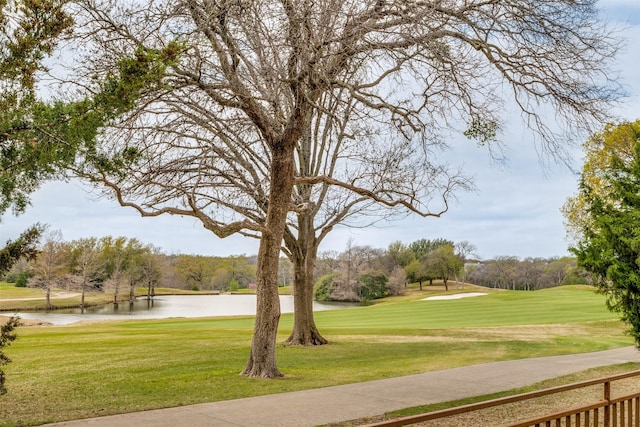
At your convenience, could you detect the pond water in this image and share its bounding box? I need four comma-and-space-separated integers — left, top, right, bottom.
13, 295, 354, 325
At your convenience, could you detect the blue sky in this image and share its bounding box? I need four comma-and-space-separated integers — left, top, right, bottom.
1, 1, 639, 260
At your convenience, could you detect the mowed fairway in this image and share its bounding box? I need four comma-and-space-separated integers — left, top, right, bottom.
311, 286, 617, 329
0, 286, 634, 426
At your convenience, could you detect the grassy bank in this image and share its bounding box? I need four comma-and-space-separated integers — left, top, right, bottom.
0, 286, 633, 426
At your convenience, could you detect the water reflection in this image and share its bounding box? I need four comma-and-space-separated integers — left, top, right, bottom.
15, 295, 354, 325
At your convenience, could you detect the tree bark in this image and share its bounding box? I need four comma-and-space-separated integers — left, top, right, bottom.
283, 182, 328, 346
286, 250, 328, 346
241, 143, 295, 378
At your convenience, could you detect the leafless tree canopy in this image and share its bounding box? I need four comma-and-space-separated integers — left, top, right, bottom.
68, 0, 620, 239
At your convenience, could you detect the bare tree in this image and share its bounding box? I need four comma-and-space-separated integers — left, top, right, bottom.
64, 0, 621, 377
515, 257, 546, 291
100, 237, 147, 305
315, 250, 341, 278
130, 248, 162, 301
453, 240, 477, 289
492, 256, 521, 290
387, 266, 406, 296
542, 257, 571, 288
277, 257, 292, 287
30, 230, 66, 310
155, 255, 185, 289
68, 237, 102, 310
280, 92, 467, 345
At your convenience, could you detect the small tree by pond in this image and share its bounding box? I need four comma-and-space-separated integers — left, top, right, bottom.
30, 230, 66, 310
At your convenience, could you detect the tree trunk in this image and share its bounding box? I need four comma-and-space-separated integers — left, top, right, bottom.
147, 280, 154, 301
81, 280, 86, 311
286, 250, 328, 346
113, 282, 119, 305
45, 286, 51, 310
129, 280, 135, 302
242, 143, 295, 378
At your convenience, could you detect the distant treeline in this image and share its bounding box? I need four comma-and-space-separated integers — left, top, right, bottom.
466, 256, 589, 291
2, 234, 591, 301
1, 235, 262, 293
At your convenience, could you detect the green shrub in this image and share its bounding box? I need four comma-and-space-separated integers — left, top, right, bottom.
314, 273, 389, 302
15, 272, 29, 288
356, 272, 389, 301
5, 272, 29, 287
314, 273, 337, 301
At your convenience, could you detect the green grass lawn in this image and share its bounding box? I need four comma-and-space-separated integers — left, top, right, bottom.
313, 286, 616, 329
0, 285, 634, 426
0, 283, 44, 300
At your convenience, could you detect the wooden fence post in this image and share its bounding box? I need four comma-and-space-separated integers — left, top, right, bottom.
604, 380, 611, 427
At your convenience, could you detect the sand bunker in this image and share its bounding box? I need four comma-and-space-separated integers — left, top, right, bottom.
422, 292, 488, 301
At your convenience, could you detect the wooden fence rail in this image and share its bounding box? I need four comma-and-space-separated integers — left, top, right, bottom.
364, 369, 640, 427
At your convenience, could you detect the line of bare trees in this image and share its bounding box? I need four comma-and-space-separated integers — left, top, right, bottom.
467, 256, 590, 291
4, 232, 590, 304
4, 232, 162, 310
3, 234, 267, 303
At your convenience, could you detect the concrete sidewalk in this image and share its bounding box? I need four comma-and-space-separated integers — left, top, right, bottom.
47, 346, 640, 427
